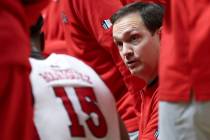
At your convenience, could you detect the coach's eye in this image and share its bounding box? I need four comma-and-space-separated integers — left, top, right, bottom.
116, 41, 123, 50
130, 34, 140, 43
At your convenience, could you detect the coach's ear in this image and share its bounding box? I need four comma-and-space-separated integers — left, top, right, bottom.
156, 26, 162, 40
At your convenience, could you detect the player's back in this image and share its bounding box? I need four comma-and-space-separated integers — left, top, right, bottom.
30, 54, 121, 140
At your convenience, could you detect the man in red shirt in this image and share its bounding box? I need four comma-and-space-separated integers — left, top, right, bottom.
111, 2, 164, 140
0, 1, 49, 140
42, 0, 68, 54
59, 0, 145, 139
138, 0, 210, 140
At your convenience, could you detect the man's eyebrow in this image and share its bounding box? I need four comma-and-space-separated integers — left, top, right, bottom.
113, 29, 134, 41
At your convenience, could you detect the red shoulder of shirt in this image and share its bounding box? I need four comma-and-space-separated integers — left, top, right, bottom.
24, 0, 50, 26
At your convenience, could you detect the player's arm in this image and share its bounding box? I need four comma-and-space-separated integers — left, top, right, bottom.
71, 0, 122, 53
119, 116, 130, 140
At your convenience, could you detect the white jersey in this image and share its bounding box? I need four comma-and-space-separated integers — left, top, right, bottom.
30, 54, 120, 140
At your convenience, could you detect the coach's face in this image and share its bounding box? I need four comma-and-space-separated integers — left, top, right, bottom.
112, 12, 160, 83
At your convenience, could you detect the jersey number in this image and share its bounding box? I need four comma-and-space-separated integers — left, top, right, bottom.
53, 87, 107, 138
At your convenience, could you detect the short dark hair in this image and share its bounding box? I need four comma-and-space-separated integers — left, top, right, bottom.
30, 15, 45, 51
111, 2, 164, 34
30, 15, 43, 36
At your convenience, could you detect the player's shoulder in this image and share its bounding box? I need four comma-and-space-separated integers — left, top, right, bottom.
52, 53, 82, 62
50, 53, 95, 70
30, 53, 83, 65
30, 53, 104, 85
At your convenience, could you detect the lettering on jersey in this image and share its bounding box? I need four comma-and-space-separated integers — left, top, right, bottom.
54, 87, 108, 138
39, 68, 92, 84
54, 87, 85, 137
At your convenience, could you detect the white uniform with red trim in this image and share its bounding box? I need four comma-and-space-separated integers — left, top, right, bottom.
30, 54, 120, 140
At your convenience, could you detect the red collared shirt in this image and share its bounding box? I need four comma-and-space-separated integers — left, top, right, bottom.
134, 79, 159, 140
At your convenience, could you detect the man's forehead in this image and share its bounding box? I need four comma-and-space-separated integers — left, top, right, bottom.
114, 12, 142, 25
113, 18, 144, 40
113, 26, 137, 40
113, 13, 144, 30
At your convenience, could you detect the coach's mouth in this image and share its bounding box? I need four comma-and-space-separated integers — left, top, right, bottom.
126, 60, 139, 69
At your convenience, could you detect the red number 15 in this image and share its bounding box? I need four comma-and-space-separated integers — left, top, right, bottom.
53, 87, 108, 138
